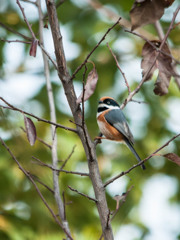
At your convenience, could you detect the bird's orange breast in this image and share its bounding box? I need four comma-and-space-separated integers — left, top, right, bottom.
97, 111, 124, 141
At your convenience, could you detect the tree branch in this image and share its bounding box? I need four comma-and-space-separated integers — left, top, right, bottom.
120, 5, 180, 109
32, 156, 89, 177
45, 0, 115, 238
37, 1, 72, 237
0, 38, 31, 44
68, 185, 98, 202
0, 98, 77, 133
104, 133, 180, 187
107, 42, 131, 94
60, 145, 76, 170
0, 21, 32, 40
16, 0, 37, 40
125, 29, 180, 66
0, 137, 73, 240
71, 17, 121, 80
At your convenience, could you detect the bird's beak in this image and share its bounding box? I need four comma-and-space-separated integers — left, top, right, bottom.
99, 100, 103, 104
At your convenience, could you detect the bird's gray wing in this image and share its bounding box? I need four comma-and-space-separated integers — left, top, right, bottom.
105, 109, 134, 144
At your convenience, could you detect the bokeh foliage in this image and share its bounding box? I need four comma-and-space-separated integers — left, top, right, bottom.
0, 0, 180, 239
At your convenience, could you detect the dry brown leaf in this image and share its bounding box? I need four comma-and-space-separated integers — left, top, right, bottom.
161, 0, 175, 8
141, 40, 176, 96
130, 0, 165, 30
163, 153, 180, 166
24, 116, 37, 146
29, 39, 38, 57
76, 63, 98, 104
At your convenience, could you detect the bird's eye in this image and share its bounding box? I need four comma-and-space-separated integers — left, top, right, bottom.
107, 101, 111, 105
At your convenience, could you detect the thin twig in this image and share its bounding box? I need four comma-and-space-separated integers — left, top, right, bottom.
71, 17, 121, 80
60, 145, 76, 170
130, 99, 148, 104
0, 36, 58, 70
16, 0, 37, 40
0, 98, 77, 133
0, 39, 31, 44
38, 43, 58, 70
0, 137, 73, 240
60, 169, 89, 176
43, 0, 66, 20
68, 185, 98, 202
20, 0, 36, 4
125, 29, 180, 66
0, 22, 32, 40
107, 43, 131, 94
62, 191, 66, 220
86, 0, 156, 40
121, 6, 180, 109
104, 133, 180, 187
29, 173, 54, 194
32, 156, 89, 176
46, 0, 114, 237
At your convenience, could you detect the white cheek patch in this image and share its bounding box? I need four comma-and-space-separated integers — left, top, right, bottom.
109, 106, 120, 110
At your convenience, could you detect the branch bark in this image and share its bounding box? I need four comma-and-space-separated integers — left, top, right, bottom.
45, 0, 114, 238
0, 138, 73, 240
104, 133, 180, 187
37, 0, 72, 238
0, 98, 76, 133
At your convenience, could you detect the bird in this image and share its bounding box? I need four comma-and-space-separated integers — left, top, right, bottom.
96, 96, 146, 170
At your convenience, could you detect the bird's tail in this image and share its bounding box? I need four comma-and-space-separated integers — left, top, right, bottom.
124, 138, 146, 170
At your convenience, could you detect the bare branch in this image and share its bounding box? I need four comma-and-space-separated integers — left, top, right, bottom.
125, 29, 180, 66
131, 99, 148, 104
87, 0, 155, 39
0, 98, 77, 133
46, 0, 116, 238
62, 191, 66, 220
32, 156, 89, 176
0, 36, 58, 70
107, 43, 131, 94
16, 0, 37, 40
20, 0, 36, 4
43, 0, 67, 20
0, 21, 32, 40
38, 43, 58, 70
0, 137, 73, 240
29, 173, 54, 194
104, 133, 180, 187
60, 145, 76, 170
68, 185, 98, 202
121, 6, 180, 109
71, 17, 121, 80
60, 169, 89, 177
0, 38, 31, 44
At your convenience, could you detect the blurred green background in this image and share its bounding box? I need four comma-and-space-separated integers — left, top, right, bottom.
0, 0, 180, 239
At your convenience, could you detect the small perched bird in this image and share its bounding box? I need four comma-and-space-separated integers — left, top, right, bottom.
96, 96, 145, 170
